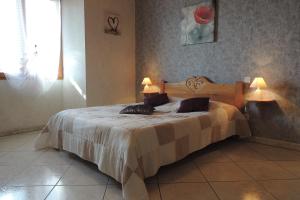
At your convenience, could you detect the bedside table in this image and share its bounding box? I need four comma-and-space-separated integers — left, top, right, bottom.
245, 100, 285, 139
143, 92, 159, 98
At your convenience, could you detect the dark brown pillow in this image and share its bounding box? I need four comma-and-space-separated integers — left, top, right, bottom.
177, 97, 210, 113
120, 104, 154, 115
144, 93, 169, 107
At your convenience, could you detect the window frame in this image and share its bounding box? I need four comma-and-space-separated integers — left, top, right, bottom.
0, 43, 64, 81
0, 65, 63, 80
0, 0, 63, 81
0, 72, 5, 80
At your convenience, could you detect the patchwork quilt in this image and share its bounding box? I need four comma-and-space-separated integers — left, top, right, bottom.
35, 101, 251, 200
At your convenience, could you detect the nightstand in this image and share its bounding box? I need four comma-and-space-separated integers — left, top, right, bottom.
245, 100, 284, 139
143, 92, 159, 98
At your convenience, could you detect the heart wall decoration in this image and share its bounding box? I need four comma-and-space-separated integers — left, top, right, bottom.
104, 13, 121, 35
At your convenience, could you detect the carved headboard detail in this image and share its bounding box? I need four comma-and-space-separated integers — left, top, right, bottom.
161, 76, 246, 110
186, 76, 214, 92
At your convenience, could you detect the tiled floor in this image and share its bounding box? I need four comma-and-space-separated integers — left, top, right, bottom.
1, 132, 300, 200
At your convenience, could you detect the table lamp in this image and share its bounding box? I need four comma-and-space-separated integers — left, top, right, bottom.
250, 77, 268, 101
250, 77, 267, 92
142, 77, 152, 93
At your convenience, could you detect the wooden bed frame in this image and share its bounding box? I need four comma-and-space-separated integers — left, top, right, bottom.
160, 76, 246, 110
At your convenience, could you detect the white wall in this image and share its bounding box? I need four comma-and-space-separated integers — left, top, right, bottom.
62, 0, 136, 108
0, 0, 136, 135
0, 80, 63, 135
85, 0, 136, 106
0, 0, 86, 135
62, 0, 87, 109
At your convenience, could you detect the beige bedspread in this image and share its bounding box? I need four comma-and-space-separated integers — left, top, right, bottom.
35, 101, 251, 200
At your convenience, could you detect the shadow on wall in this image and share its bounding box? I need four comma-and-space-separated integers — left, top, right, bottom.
0, 78, 63, 135
247, 82, 300, 143
68, 77, 87, 101
4, 78, 59, 95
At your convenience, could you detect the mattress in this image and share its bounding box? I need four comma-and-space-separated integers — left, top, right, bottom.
35, 100, 251, 200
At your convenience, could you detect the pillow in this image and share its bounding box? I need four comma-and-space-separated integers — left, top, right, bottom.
120, 104, 154, 115
168, 96, 184, 102
144, 93, 169, 107
177, 97, 210, 113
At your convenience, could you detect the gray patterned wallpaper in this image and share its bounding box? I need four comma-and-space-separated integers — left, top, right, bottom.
136, 0, 300, 143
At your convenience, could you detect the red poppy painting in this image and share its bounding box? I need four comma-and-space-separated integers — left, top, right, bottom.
181, 0, 216, 45
194, 6, 215, 24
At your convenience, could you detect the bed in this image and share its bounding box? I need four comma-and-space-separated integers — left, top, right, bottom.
35, 76, 251, 200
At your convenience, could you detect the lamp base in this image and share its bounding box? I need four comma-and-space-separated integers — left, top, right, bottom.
143, 92, 159, 98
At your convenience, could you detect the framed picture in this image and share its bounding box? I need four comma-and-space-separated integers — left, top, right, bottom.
104, 12, 121, 36
181, 0, 217, 45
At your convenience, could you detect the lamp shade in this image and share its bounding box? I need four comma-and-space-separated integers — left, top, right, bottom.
142, 77, 152, 85
250, 77, 267, 89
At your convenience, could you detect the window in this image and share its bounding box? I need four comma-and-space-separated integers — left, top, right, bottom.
0, 72, 5, 80
0, 0, 62, 80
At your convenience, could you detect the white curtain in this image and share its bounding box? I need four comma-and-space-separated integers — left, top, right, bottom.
0, 0, 61, 81
0, 0, 27, 76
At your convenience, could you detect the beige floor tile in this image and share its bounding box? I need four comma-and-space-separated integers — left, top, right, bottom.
147, 184, 161, 200
106, 181, 160, 199
58, 162, 108, 186
108, 177, 121, 185
0, 132, 38, 149
0, 151, 42, 165
108, 176, 156, 186
0, 132, 39, 141
8, 165, 69, 186
193, 149, 232, 164
1, 133, 300, 200
104, 184, 123, 200
260, 180, 300, 200
248, 143, 300, 161
46, 185, 106, 200
0, 179, 8, 187
17, 141, 38, 152
0, 139, 28, 151
275, 161, 300, 178
0, 186, 53, 200
160, 183, 218, 200
158, 161, 205, 183
0, 133, 37, 143
0, 165, 27, 186
13, 132, 39, 142
33, 149, 75, 166
0, 152, 8, 160
197, 162, 251, 181
237, 161, 295, 180
225, 146, 267, 162
104, 184, 160, 200
211, 181, 275, 200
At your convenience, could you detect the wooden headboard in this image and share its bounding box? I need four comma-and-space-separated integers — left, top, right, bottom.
160, 76, 246, 110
